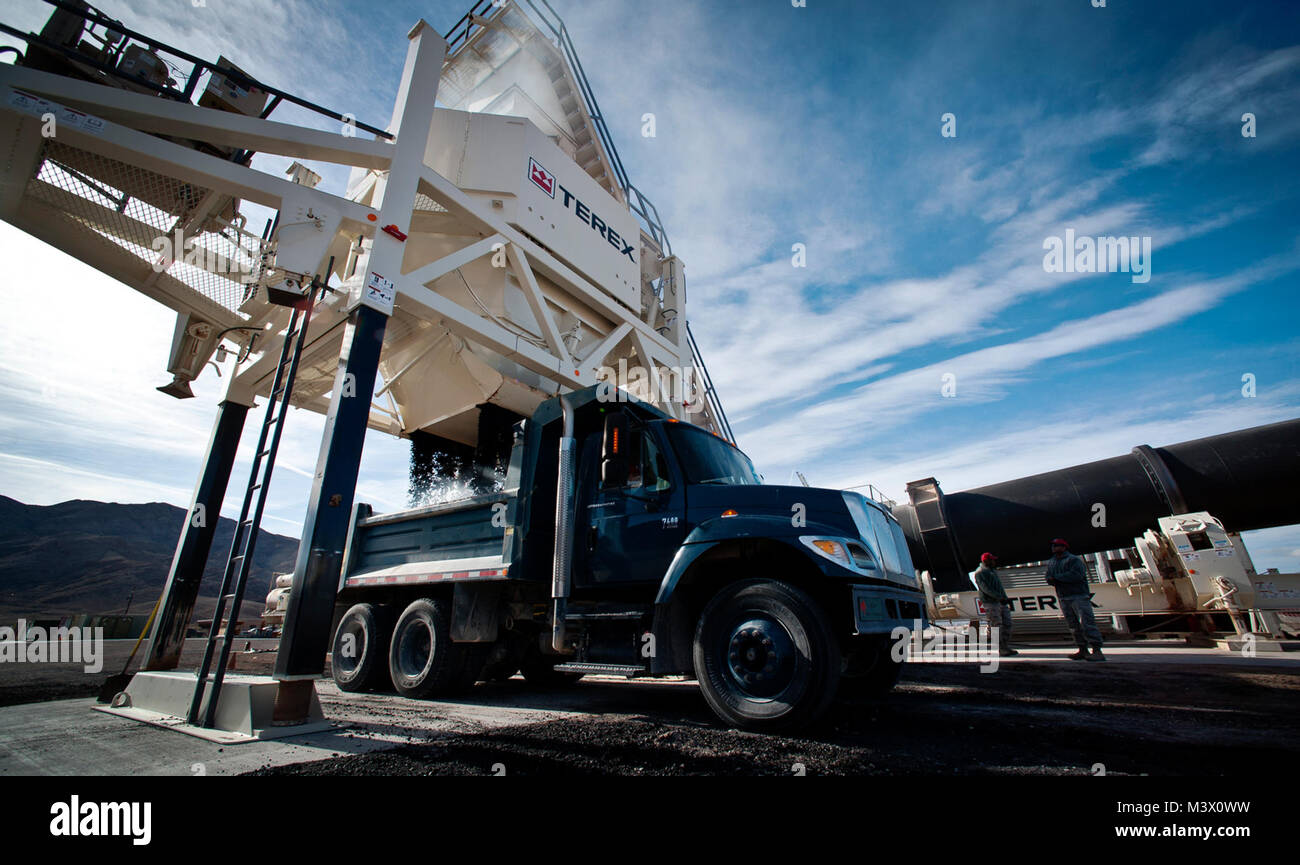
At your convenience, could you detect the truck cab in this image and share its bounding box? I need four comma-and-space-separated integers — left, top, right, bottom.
329, 385, 925, 731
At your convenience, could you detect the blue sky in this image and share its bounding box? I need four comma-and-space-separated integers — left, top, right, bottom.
1, 0, 1298, 569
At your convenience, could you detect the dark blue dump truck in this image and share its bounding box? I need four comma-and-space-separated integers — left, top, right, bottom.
328, 385, 925, 731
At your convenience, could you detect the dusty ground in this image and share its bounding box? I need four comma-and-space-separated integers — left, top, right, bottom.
3, 639, 1297, 775
291, 647, 1299, 777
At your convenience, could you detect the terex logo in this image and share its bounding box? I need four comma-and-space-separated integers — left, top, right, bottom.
526, 157, 637, 266
528, 157, 556, 198
558, 185, 636, 265
976, 592, 1101, 614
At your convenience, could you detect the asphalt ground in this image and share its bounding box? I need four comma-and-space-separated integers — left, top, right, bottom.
1, 639, 1296, 776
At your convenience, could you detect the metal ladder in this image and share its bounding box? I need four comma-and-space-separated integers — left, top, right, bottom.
188, 287, 318, 727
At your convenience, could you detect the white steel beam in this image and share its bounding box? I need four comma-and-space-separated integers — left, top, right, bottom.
506, 242, 572, 370
402, 233, 504, 288
577, 322, 632, 373
0, 82, 378, 230
0, 65, 393, 170
414, 164, 682, 361
630, 328, 681, 419
395, 277, 583, 388
363, 20, 446, 286
0, 113, 45, 221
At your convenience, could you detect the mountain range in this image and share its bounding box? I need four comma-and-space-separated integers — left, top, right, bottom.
0, 495, 299, 626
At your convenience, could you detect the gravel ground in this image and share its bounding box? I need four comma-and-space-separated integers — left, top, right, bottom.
4, 639, 1296, 776
249, 653, 1300, 777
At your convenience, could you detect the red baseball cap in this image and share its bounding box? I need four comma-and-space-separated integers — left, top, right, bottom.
980, 552, 997, 563
1051, 538, 1069, 548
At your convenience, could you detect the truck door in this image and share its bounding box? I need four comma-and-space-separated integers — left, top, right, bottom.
577, 424, 685, 587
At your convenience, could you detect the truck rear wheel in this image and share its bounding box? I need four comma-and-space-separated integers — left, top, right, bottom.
331, 603, 393, 692
693, 579, 840, 731
388, 598, 472, 699
838, 634, 904, 702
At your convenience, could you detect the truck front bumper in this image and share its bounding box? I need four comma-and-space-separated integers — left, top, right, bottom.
852, 584, 927, 636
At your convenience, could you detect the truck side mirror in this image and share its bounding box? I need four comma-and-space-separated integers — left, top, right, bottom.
601, 412, 630, 489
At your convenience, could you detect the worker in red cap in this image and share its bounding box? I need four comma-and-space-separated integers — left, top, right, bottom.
1045, 538, 1104, 660
973, 552, 1017, 656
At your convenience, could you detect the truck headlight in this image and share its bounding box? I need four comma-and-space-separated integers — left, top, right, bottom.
800, 536, 879, 574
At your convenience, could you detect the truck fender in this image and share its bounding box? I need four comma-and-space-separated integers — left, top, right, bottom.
654, 540, 716, 606
654, 515, 849, 605
649, 518, 854, 674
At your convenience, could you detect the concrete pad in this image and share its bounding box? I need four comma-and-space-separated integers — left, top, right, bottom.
95, 671, 327, 743
0, 677, 621, 775
0, 696, 379, 775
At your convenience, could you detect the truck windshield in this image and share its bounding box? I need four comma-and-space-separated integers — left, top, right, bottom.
665, 424, 761, 485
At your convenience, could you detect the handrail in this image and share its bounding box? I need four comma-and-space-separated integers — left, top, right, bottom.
440, 2, 726, 432
527, 0, 673, 255
686, 321, 735, 444
444, 0, 499, 55
7, 0, 394, 140
446, 0, 673, 255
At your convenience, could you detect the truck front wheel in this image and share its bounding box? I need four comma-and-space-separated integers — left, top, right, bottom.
331, 603, 393, 692
692, 579, 840, 731
388, 597, 472, 699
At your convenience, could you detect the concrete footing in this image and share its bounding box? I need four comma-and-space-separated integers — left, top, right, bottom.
95, 671, 332, 744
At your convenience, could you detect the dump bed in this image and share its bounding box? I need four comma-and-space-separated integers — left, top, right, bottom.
340, 493, 513, 589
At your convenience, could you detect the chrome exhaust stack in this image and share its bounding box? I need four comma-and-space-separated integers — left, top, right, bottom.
550, 393, 575, 653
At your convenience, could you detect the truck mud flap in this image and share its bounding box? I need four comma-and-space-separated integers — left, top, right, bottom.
452, 582, 501, 643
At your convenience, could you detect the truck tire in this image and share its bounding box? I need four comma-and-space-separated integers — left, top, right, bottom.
693, 579, 840, 731
388, 597, 471, 699
331, 603, 393, 692
837, 634, 904, 702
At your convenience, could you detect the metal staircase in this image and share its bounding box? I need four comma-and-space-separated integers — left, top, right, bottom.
188, 287, 319, 727
443, 0, 672, 254
441, 1, 734, 446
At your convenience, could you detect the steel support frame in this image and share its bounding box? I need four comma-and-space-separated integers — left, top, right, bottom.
271, 20, 447, 722
410, 163, 684, 366
0, 59, 692, 413
0, 13, 715, 703
0, 64, 393, 170
140, 397, 251, 670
